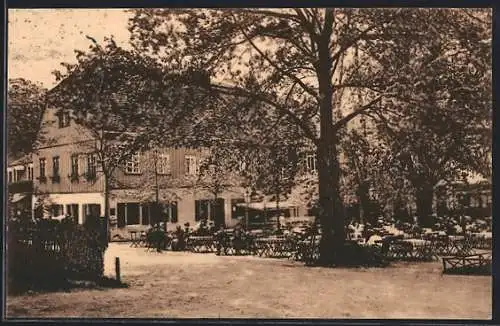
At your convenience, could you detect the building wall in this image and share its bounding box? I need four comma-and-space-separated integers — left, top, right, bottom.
109, 186, 246, 229
30, 104, 311, 227
112, 147, 206, 190
32, 192, 105, 223
33, 141, 105, 194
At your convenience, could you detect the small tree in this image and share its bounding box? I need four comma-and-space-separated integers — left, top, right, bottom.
7, 78, 48, 157
252, 145, 300, 229
196, 147, 235, 227
49, 38, 192, 241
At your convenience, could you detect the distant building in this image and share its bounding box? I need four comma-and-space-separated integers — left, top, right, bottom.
7, 154, 34, 218
435, 178, 492, 218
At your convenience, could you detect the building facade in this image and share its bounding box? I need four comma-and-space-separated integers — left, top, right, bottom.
31, 104, 261, 231
7, 155, 34, 218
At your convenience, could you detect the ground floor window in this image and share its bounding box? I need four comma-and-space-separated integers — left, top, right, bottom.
126, 203, 140, 225
164, 202, 178, 223
195, 198, 225, 226
195, 200, 210, 221
231, 198, 245, 219
289, 206, 299, 217
66, 203, 79, 221
83, 204, 101, 220
117, 202, 167, 227
49, 204, 63, 217
141, 205, 150, 226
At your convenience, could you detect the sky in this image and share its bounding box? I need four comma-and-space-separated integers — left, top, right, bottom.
8, 9, 133, 89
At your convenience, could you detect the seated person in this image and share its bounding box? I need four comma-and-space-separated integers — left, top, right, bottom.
215, 225, 228, 255
172, 225, 186, 251
367, 231, 383, 246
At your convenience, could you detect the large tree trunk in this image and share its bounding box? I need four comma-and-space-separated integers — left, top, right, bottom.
276, 191, 281, 231
415, 183, 434, 228
316, 10, 346, 265
357, 182, 370, 224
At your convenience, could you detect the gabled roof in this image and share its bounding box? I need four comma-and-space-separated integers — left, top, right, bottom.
8, 153, 32, 167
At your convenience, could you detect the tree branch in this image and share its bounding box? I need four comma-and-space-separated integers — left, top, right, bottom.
332, 96, 382, 131
233, 14, 319, 100
241, 9, 302, 23
210, 83, 319, 146
293, 9, 320, 60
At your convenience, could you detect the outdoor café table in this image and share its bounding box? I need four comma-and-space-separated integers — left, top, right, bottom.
381, 235, 409, 259
187, 236, 216, 253
401, 239, 435, 260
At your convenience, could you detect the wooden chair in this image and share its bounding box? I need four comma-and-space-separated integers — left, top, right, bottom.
129, 231, 140, 247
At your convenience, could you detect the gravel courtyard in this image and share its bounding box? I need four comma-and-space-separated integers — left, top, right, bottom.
6, 243, 491, 319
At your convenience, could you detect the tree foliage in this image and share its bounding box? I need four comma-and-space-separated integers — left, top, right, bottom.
49, 37, 211, 228
359, 9, 492, 225
128, 8, 492, 263
7, 78, 47, 157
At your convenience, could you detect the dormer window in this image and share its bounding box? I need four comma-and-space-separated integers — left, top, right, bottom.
58, 111, 71, 128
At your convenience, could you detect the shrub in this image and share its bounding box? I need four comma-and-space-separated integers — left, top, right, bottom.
7, 217, 107, 294
309, 241, 390, 268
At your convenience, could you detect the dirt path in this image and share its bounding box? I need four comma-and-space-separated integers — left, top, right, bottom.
6, 243, 492, 319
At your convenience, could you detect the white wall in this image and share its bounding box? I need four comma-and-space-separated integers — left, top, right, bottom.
32, 192, 104, 224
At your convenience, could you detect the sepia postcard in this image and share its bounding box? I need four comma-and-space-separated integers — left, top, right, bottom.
4, 7, 493, 320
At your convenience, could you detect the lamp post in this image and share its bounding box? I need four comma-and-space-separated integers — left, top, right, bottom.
460, 171, 469, 234
244, 187, 251, 229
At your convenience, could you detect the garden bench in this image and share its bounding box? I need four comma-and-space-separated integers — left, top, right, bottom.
442, 252, 491, 275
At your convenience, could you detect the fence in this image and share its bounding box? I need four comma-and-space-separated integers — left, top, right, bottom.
7, 217, 107, 293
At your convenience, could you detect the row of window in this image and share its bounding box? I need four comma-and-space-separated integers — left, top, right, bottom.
125, 153, 199, 175
33, 151, 317, 184
113, 198, 251, 226
124, 153, 177, 175
40, 198, 300, 227
116, 202, 179, 227
7, 166, 34, 183
36, 153, 199, 183
41, 203, 100, 221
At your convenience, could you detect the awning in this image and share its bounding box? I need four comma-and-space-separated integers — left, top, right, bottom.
112, 189, 182, 203
236, 201, 299, 210
11, 193, 27, 203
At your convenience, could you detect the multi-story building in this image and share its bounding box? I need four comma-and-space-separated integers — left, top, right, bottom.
31, 102, 259, 230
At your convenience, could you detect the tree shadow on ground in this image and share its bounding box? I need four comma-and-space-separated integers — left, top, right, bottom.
8, 276, 129, 296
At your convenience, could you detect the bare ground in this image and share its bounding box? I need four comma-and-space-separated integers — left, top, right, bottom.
6, 243, 491, 319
